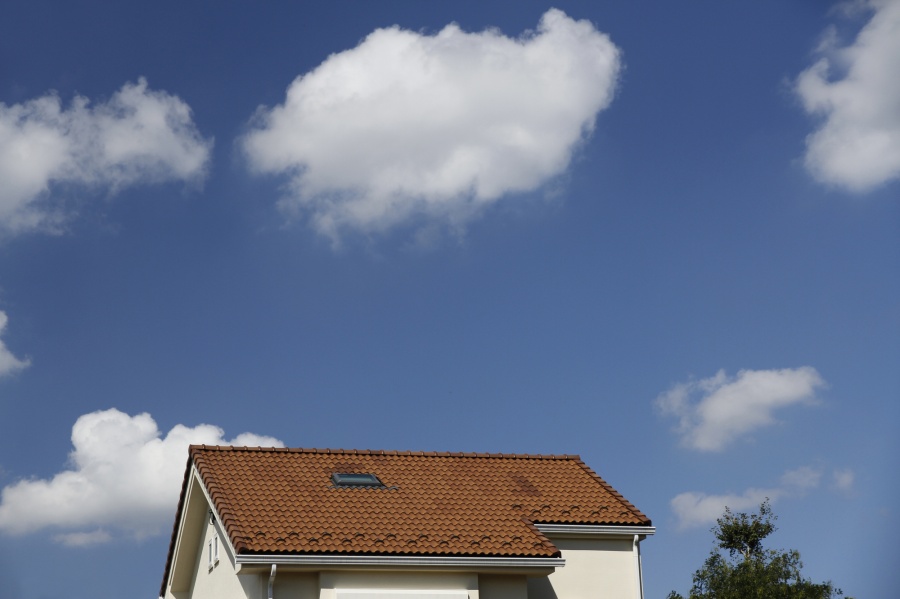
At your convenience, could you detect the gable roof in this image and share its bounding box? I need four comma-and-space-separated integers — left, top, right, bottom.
162, 446, 650, 593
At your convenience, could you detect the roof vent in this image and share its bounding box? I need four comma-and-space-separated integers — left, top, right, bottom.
331, 472, 383, 487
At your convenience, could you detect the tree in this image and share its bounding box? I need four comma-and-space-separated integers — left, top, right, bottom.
667, 500, 853, 599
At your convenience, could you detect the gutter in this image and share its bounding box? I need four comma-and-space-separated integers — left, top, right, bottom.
535, 524, 655, 537
236, 555, 564, 570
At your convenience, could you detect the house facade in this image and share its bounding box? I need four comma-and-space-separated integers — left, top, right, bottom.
160, 446, 653, 599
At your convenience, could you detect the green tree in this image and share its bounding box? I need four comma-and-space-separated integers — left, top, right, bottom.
667, 500, 853, 599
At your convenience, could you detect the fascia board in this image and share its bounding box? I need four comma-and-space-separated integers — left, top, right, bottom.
166, 471, 195, 591
169, 465, 241, 592
534, 524, 656, 538
169, 467, 215, 592
192, 465, 240, 562
235, 554, 564, 571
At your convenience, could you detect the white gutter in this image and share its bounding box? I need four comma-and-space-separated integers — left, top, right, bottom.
268, 564, 277, 599
535, 524, 655, 537
236, 554, 564, 570
632, 535, 644, 599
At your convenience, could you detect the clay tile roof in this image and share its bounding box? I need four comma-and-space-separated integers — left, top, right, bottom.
174, 446, 649, 557
161, 446, 650, 593
163, 445, 651, 584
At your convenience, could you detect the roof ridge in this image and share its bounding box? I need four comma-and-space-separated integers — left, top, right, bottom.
188, 445, 580, 460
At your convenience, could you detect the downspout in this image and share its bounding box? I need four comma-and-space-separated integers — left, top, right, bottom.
633, 535, 644, 599
268, 564, 277, 599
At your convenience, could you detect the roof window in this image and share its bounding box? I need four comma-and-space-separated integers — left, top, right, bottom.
331, 472, 384, 487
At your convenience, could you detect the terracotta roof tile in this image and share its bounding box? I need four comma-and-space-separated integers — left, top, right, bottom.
174, 446, 649, 561
161, 445, 651, 598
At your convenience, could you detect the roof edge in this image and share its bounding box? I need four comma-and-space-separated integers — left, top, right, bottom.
535, 523, 656, 538
570, 458, 652, 526
159, 453, 195, 598
234, 554, 565, 570
188, 445, 582, 460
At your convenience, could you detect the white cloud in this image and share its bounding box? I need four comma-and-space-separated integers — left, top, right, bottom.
656, 367, 826, 452
0, 78, 212, 233
54, 529, 112, 547
795, 0, 900, 192
242, 9, 621, 243
0, 408, 282, 541
0, 311, 29, 378
671, 488, 773, 531
671, 466, 824, 530
779, 465, 822, 491
832, 468, 855, 492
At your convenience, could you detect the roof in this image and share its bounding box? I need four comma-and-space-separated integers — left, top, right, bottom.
162, 446, 650, 592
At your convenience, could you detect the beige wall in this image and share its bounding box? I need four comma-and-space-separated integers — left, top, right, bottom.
479, 574, 527, 599
274, 572, 320, 599
314, 572, 478, 599
174, 544, 637, 599
528, 537, 637, 599
184, 515, 265, 599
321, 571, 477, 591
164, 484, 641, 599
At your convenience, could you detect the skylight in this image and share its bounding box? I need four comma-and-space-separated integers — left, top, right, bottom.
331, 472, 383, 487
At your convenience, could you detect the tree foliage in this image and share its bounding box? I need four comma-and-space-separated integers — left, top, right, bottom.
714, 499, 776, 561
667, 500, 852, 599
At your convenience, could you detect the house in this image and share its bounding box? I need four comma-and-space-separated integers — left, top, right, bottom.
160, 446, 653, 599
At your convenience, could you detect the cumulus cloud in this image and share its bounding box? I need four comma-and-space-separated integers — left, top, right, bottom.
795, 0, 900, 192
242, 9, 621, 242
656, 367, 826, 452
0, 78, 212, 233
0, 408, 282, 541
0, 311, 29, 377
671, 466, 823, 530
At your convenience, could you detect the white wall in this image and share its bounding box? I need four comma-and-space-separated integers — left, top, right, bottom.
274, 572, 320, 599
528, 537, 637, 599
185, 515, 264, 599
164, 491, 640, 599
321, 571, 478, 594
479, 574, 528, 599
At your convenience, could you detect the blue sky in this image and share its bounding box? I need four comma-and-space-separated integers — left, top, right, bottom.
0, 1, 898, 597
